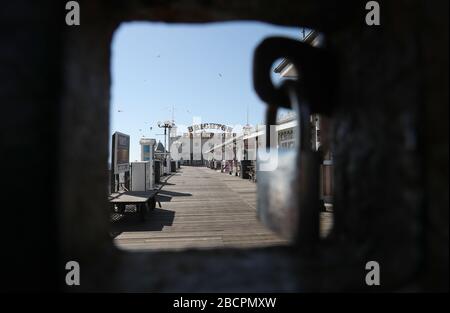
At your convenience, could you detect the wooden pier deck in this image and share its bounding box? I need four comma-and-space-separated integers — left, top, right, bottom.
111, 166, 288, 251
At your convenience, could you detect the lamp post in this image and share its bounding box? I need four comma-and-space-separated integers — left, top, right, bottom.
157, 120, 174, 163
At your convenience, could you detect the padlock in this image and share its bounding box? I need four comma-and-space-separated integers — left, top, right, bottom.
253, 37, 334, 251
257, 81, 321, 249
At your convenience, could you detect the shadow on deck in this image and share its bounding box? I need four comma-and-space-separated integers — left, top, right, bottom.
157, 190, 192, 202
110, 208, 176, 238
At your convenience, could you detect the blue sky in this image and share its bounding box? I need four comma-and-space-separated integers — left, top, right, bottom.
110, 21, 300, 161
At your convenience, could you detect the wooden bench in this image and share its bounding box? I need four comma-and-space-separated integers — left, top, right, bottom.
109, 190, 158, 221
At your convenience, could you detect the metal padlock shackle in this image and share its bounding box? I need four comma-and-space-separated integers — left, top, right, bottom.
253, 36, 335, 116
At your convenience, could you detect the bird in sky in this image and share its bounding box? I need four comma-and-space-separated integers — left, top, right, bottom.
218, 73, 222, 77
118, 109, 123, 113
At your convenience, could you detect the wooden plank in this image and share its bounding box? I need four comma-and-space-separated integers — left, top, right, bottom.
112, 166, 291, 250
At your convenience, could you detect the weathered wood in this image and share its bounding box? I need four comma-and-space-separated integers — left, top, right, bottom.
112, 167, 288, 250
112, 167, 333, 250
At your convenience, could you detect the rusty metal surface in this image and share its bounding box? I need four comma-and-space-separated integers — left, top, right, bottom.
110, 0, 362, 32
0, 0, 446, 292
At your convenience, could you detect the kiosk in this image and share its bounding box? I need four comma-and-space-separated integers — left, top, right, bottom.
140, 138, 156, 162
130, 161, 154, 191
